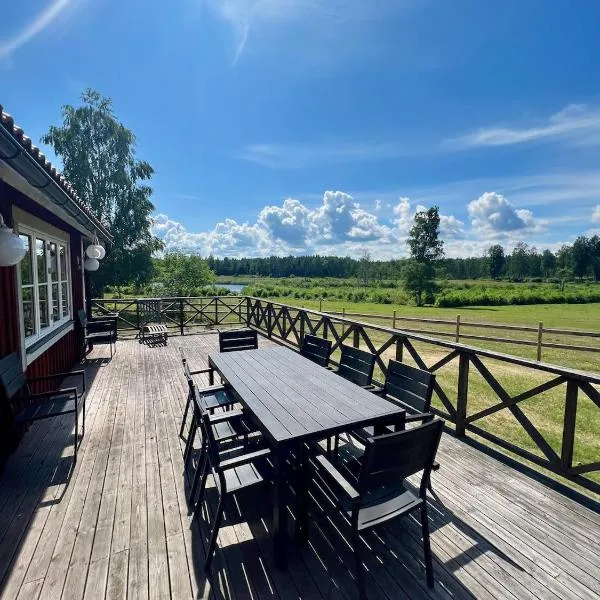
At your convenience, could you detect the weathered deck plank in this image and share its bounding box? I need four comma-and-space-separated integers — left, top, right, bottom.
0, 333, 598, 600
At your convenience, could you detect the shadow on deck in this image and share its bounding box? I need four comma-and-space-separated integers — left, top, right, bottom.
0, 334, 599, 600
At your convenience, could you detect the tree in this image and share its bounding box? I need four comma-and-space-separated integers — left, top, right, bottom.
357, 250, 372, 286
160, 252, 215, 295
589, 235, 600, 282
487, 245, 505, 279
42, 89, 163, 295
572, 236, 591, 279
509, 242, 529, 280
541, 249, 556, 278
403, 206, 443, 306
407, 207, 444, 262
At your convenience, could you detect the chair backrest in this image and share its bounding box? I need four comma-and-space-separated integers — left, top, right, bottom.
219, 329, 258, 353
358, 419, 444, 497
300, 334, 332, 367
139, 299, 163, 327
0, 353, 27, 400
77, 309, 88, 329
383, 360, 435, 415
338, 345, 376, 387
196, 389, 227, 492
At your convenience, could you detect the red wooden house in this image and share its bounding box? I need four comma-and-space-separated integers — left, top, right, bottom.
0, 105, 112, 463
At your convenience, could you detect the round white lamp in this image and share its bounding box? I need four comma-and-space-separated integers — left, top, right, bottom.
86, 241, 105, 260
84, 257, 100, 271
0, 214, 27, 267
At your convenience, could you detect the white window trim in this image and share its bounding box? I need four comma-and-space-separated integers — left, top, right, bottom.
13, 208, 73, 359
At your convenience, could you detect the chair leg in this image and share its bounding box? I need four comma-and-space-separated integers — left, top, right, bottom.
193, 459, 210, 519
352, 529, 367, 600
74, 410, 78, 464
189, 444, 207, 503
421, 503, 434, 589
183, 415, 197, 468
179, 394, 192, 439
204, 494, 226, 573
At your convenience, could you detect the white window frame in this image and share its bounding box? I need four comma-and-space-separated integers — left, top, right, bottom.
14, 212, 73, 351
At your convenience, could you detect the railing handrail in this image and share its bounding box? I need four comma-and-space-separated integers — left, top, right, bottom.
244, 296, 600, 383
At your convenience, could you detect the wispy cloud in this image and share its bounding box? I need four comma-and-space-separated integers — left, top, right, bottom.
207, 0, 407, 65
0, 0, 73, 60
448, 104, 600, 149
237, 140, 425, 168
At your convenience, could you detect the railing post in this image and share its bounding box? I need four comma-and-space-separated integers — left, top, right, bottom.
342, 307, 346, 336
561, 380, 578, 472
246, 297, 251, 326
322, 318, 328, 340
536, 321, 543, 361
267, 303, 273, 338
136, 300, 140, 331
395, 336, 404, 361
179, 299, 184, 335
353, 325, 360, 348
455, 351, 470, 437
299, 310, 305, 348
393, 310, 397, 329
214, 296, 218, 326
455, 314, 461, 343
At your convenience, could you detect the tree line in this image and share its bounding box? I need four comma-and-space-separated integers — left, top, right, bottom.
206, 236, 600, 283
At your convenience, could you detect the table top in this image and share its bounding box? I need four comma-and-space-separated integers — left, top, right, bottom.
209, 346, 405, 446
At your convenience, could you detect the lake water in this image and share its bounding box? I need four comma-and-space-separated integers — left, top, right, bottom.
219, 283, 245, 293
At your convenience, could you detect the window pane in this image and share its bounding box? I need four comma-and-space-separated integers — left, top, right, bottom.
22, 287, 36, 337
20, 234, 33, 285
52, 283, 60, 322
62, 282, 69, 317
38, 285, 49, 328
49, 242, 58, 282
59, 245, 67, 281
36, 239, 47, 283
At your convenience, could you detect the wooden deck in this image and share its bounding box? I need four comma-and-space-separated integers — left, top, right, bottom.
0, 334, 599, 600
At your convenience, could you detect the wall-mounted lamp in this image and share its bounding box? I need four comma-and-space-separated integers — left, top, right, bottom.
0, 213, 27, 267
86, 236, 105, 260
84, 257, 100, 271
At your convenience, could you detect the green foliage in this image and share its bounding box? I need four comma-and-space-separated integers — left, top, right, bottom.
402, 260, 436, 306
157, 251, 215, 296
407, 206, 444, 262
487, 244, 505, 279
42, 89, 163, 294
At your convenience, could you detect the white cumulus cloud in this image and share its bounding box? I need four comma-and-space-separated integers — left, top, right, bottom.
592, 205, 600, 224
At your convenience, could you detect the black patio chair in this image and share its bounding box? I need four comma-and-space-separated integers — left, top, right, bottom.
183, 383, 258, 472
310, 418, 444, 598
194, 405, 271, 573
218, 329, 258, 353
300, 334, 332, 367
349, 360, 436, 443
77, 309, 117, 360
178, 347, 236, 440
333, 344, 376, 388
0, 352, 86, 462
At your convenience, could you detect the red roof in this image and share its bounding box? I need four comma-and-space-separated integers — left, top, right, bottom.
0, 104, 112, 243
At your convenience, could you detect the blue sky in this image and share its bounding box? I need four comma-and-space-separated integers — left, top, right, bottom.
2, 0, 600, 258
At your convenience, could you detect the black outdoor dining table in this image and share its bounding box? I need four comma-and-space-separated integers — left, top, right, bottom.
208, 345, 406, 569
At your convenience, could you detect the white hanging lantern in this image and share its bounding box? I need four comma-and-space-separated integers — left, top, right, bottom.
84, 257, 100, 271
86, 239, 105, 260
0, 213, 27, 267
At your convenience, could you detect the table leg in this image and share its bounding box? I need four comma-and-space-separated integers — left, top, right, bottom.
295, 443, 310, 546
273, 446, 288, 570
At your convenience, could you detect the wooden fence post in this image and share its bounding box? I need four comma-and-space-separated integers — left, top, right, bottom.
392, 310, 397, 329
179, 299, 184, 336
267, 303, 273, 338
353, 326, 360, 348
455, 351, 470, 437
455, 314, 461, 343
299, 311, 305, 347
319, 297, 323, 312
246, 297, 251, 326
561, 380, 578, 472
537, 322, 543, 361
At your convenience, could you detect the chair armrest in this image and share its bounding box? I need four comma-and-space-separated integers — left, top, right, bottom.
312, 453, 360, 501
190, 367, 214, 376
27, 370, 86, 394
196, 384, 227, 394
220, 448, 271, 470
208, 410, 244, 424
405, 411, 435, 423
25, 386, 79, 401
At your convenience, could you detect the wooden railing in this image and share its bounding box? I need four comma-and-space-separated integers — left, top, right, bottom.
91, 296, 246, 336
245, 297, 600, 495
91, 295, 600, 494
